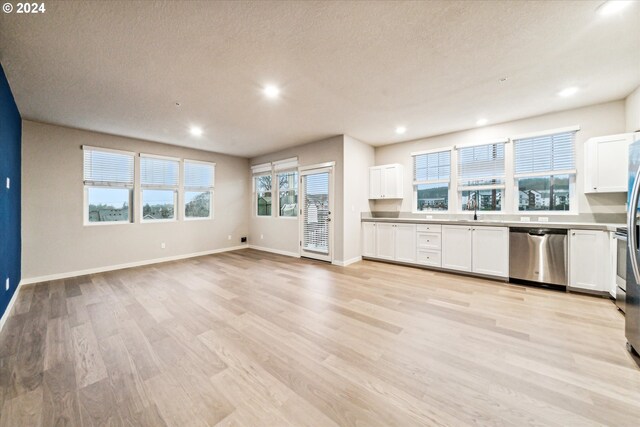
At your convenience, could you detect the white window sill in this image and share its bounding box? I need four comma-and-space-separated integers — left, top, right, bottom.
83, 221, 132, 227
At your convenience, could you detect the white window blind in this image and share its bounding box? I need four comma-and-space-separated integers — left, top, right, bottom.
413, 150, 451, 184
251, 162, 272, 174
184, 160, 215, 189
514, 131, 576, 177
273, 157, 298, 171
83, 147, 134, 187
458, 142, 505, 188
140, 155, 179, 187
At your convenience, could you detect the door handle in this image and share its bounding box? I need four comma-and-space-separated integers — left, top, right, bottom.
628, 164, 640, 284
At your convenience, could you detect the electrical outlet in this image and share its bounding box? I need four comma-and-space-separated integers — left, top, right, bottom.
260, 234, 264, 239
227, 235, 232, 240
5, 177, 9, 189
161, 242, 166, 249
425, 215, 433, 220
538, 217, 549, 222
520, 217, 531, 222
5, 278, 9, 291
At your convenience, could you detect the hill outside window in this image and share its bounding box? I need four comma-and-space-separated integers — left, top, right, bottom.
83, 146, 134, 225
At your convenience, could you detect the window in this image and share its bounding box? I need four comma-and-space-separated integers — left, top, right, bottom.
412, 150, 451, 211
184, 160, 215, 220
83, 146, 134, 224
255, 174, 272, 216
277, 171, 298, 217
140, 154, 179, 221
458, 142, 505, 211
514, 129, 576, 211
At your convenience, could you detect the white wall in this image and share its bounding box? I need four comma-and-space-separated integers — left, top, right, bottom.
626, 85, 640, 132
342, 136, 375, 263
21, 121, 250, 280
248, 136, 345, 261
373, 101, 627, 217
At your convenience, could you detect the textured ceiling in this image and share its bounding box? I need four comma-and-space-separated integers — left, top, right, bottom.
1, 0, 639, 157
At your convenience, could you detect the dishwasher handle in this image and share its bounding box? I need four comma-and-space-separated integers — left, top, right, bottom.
510, 227, 567, 236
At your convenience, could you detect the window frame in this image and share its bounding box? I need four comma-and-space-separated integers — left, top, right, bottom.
411, 148, 452, 213
254, 172, 273, 217
82, 145, 135, 226
276, 169, 299, 219
456, 140, 506, 213
183, 159, 215, 221
139, 153, 180, 223
512, 127, 578, 214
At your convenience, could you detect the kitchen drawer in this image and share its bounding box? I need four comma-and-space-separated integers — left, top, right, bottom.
417, 249, 441, 267
417, 232, 441, 250
417, 224, 442, 233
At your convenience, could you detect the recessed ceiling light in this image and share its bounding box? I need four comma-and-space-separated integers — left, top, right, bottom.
597, 0, 633, 16
476, 118, 488, 126
395, 126, 407, 135
190, 126, 203, 137
263, 85, 280, 99
558, 87, 579, 97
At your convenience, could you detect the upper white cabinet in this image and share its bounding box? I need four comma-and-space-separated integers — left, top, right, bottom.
569, 229, 611, 293
442, 226, 473, 272
442, 225, 509, 277
369, 164, 403, 199
584, 133, 633, 193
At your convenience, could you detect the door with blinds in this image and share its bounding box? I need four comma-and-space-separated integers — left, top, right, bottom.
299, 166, 333, 262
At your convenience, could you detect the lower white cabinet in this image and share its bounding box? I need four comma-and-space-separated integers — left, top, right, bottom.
362, 222, 376, 257
395, 224, 417, 263
362, 222, 416, 263
442, 225, 509, 277
375, 223, 395, 260
471, 227, 509, 277
569, 229, 611, 292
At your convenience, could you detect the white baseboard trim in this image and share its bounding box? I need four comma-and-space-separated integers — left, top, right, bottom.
332, 256, 362, 267
0, 280, 24, 334
248, 245, 300, 258
20, 245, 249, 285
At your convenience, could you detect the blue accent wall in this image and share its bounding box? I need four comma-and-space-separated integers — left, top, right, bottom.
0, 62, 21, 320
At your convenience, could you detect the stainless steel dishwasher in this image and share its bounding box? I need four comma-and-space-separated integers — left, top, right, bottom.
509, 228, 568, 286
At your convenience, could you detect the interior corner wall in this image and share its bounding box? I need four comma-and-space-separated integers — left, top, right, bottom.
248, 135, 345, 261
626, 85, 640, 132
343, 136, 375, 263
0, 63, 22, 320
21, 120, 250, 281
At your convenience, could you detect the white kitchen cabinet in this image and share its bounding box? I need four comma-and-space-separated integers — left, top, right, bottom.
442, 225, 473, 272
362, 222, 377, 258
471, 226, 509, 277
584, 133, 633, 193
369, 164, 403, 199
569, 229, 610, 292
375, 223, 395, 260
363, 222, 416, 263
395, 224, 417, 263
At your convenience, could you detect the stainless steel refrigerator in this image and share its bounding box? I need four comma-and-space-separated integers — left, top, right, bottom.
626, 133, 640, 354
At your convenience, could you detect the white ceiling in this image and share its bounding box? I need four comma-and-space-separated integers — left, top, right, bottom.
1, 0, 639, 157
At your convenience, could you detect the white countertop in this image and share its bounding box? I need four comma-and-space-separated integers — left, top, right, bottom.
361, 217, 623, 231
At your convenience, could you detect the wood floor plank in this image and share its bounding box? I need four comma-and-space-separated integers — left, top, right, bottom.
71, 323, 108, 389
0, 249, 637, 426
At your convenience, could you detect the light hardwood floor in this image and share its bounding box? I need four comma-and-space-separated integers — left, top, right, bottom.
0, 248, 639, 426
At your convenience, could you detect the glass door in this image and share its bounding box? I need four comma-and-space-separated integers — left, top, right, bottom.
299, 167, 333, 262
